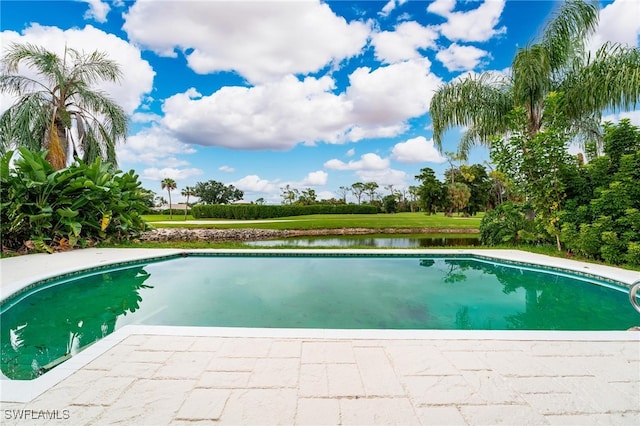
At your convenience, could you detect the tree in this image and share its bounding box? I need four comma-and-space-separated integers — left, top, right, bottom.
430, 0, 640, 156
161, 178, 177, 219
447, 182, 471, 216
407, 186, 419, 212
351, 182, 365, 204
194, 180, 243, 204
280, 184, 298, 205
382, 194, 398, 213
415, 168, 443, 214
602, 118, 640, 173
491, 93, 574, 251
337, 186, 350, 203
181, 186, 196, 220
0, 43, 128, 170
458, 164, 491, 216
363, 182, 379, 203
297, 188, 317, 205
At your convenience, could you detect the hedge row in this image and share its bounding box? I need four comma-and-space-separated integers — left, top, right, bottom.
191, 204, 378, 219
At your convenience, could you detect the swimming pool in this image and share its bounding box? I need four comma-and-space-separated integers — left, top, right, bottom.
1, 253, 638, 380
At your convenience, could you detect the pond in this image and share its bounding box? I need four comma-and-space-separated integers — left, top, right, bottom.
245, 234, 481, 248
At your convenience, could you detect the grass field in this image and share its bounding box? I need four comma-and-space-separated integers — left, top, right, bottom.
143, 212, 483, 231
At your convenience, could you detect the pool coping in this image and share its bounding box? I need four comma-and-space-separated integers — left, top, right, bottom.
1, 247, 639, 403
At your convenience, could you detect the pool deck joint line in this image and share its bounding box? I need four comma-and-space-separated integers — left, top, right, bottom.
1, 248, 639, 425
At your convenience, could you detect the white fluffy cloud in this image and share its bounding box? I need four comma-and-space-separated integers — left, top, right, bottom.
123, 0, 369, 84
380, 0, 397, 17
391, 136, 447, 163
317, 190, 336, 201
162, 76, 352, 150
117, 126, 197, 168
324, 152, 407, 187
428, 0, 506, 42
372, 21, 439, 63
162, 59, 443, 151
219, 166, 236, 173
324, 153, 390, 171
436, 43, 491, 72
81, 0, 110, 23
231, 175, 278, 194
356, 169, 407, 187
588, 0, 640, 51
301, 170, 329, 186
142, 167, 203, 182
0, 24, 155, 115
347, 59, 443, 126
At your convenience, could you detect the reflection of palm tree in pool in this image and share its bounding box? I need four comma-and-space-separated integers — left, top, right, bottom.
420, 259, 468, 284
1, 266, 153, 379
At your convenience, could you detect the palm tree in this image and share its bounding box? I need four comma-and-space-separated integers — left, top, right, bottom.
181, 186, 195, 220
161, 178, 177, 219
430, 0, 640, 155
0, 43, 127, 170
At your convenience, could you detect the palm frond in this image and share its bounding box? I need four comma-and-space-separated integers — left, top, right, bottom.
0, 74, 51, 97
430, 73, 513, 149
563, 42, 640, 119
68, 49, 123, 86
1, 43, 64, 89
540, 0, 599, 72
0, 93, 52, 153
512, 44, 552, 133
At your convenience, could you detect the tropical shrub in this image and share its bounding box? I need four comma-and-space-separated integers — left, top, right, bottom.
1, 148, 149, 253
479, 202, 538, 246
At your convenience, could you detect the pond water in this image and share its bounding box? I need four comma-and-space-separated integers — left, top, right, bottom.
246, 234, 481, 248
2, 253, 636, 380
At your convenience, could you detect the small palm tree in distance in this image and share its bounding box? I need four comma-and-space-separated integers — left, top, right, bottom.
161, 178, 177, 219
181, 186, 196, 220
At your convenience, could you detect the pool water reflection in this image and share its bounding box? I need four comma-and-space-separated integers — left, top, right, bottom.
1, 254, 636, 380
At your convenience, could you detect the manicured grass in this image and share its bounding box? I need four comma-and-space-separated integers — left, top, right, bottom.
143, 212, 483, 230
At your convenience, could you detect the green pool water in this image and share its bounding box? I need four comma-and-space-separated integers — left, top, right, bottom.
1, 254, 637, 380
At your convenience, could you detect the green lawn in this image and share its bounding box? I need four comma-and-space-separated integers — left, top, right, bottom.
143, 212, 483, 231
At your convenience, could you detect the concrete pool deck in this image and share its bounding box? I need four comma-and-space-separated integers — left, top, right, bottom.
1, 248, 639, 425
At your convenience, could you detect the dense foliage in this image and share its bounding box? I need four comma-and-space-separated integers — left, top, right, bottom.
414, 164, 492, 216
191, 203, 377, 219
1, 148, 149, 253
560, 119, 640, 265
481, 118, 640, 266
479, 202, 537, 246
195, 180, 243, 204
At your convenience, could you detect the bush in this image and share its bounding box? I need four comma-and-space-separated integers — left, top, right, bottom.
1, 149, 150, 253
191, 203, 377, 219
480, 202, 536, 246
624, 242, 640, 266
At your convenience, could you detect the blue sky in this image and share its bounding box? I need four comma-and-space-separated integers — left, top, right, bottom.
2, 0, 639, 204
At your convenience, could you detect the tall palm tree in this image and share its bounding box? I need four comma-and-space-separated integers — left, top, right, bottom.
430, 0, 640, 155
0, 42, 127, 170
161, 178, 177, 219
181, 186, 196, 220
